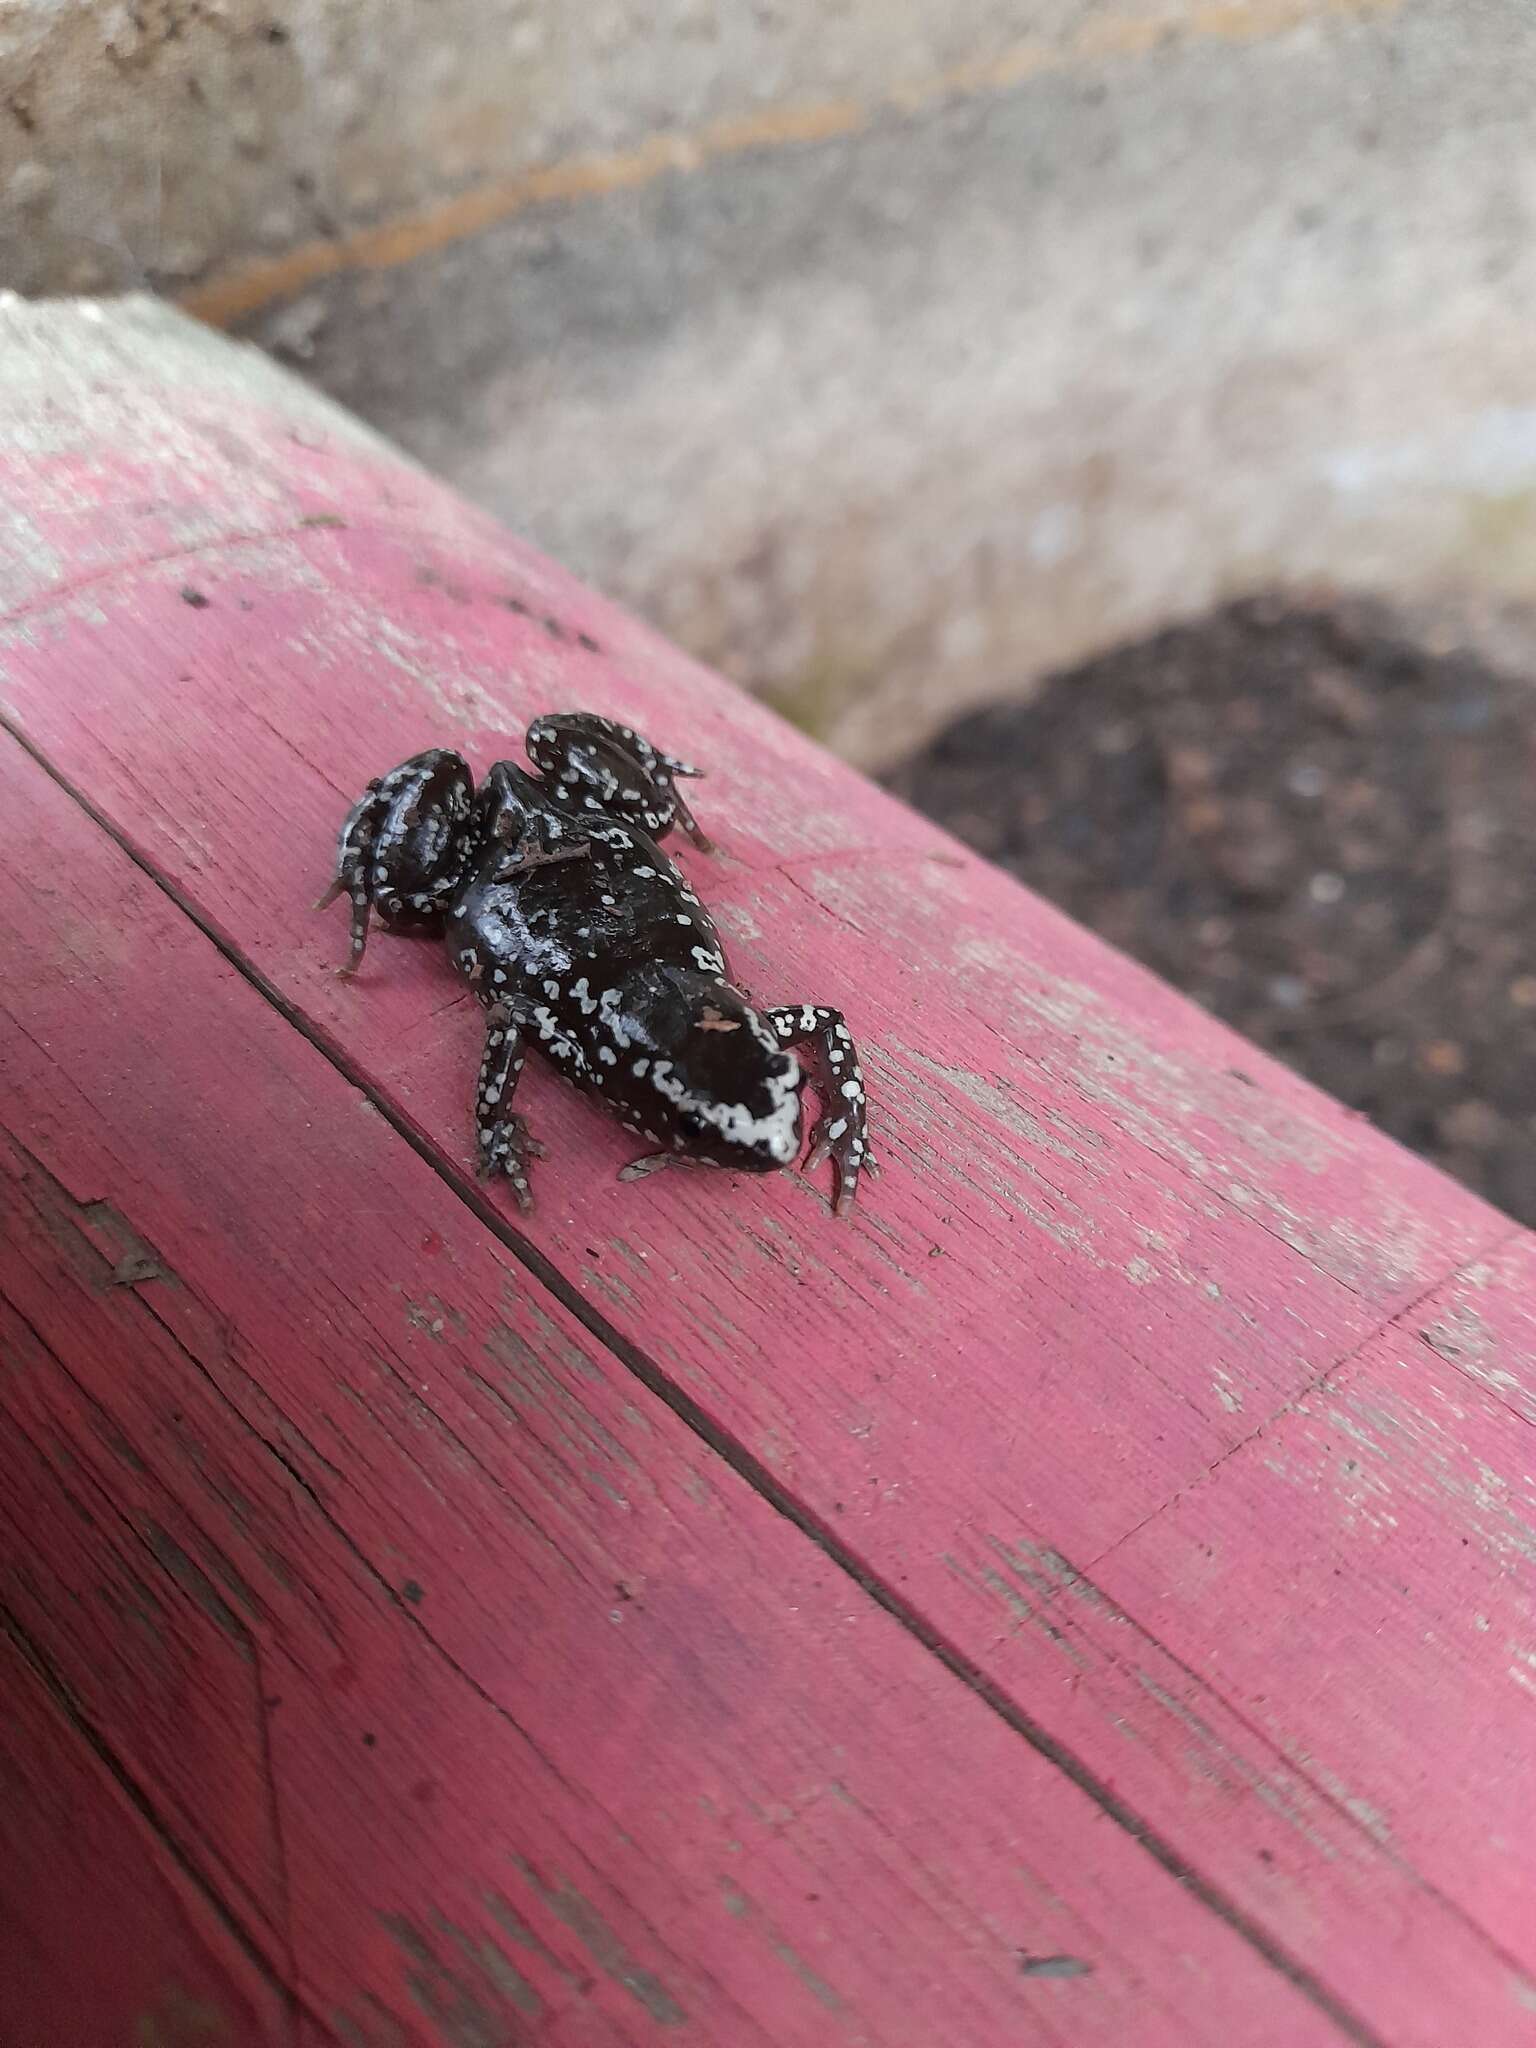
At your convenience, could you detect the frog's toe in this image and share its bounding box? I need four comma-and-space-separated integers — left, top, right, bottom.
477, 1112, 543, 1208
806, 1114, 871, 1215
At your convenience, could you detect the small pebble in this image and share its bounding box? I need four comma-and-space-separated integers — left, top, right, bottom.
1420, 1040, 1466, 1077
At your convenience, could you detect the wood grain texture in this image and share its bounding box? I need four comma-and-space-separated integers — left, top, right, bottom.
0, 744, 1345, 2048
1102, 1242, 1536, 1967
3, 1619, 291, 2048
1, 296, 1533, 2045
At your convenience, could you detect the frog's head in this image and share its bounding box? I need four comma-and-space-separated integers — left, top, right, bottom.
607, 965, 804, 1174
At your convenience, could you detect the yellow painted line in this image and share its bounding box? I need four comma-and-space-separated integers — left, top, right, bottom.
182, 0, 1403, 328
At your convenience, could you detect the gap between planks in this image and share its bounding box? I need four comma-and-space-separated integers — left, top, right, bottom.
1, 707, 1408, 2048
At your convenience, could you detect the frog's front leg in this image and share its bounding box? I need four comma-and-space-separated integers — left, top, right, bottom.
474, 1001, 545, 1210
314, 778, 384, 973
765, 1005, 876, 1216
526, 711, 712, 850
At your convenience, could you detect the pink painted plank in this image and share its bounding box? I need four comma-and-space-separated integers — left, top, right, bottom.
0, 295, 510, 622
0, 458, 1503, 1572
2, 1622, 291, 2048
1100, 1248, 1536, 1978
1, 300, 1530, 2040
1415, 1232, 1536, 1429
0, 742, 1348, 2047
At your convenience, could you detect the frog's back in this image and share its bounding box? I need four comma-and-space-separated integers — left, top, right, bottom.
453, 809, 728, 1002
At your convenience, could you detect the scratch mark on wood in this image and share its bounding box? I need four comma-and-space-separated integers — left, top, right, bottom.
140, 1519, 255, 1654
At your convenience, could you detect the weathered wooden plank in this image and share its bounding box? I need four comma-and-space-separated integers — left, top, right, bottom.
0, 746, 1350, 2046
0, 524, 1502, 1548
2, 1615, 293, 2048
1, 298, 1532, 2043
1100, 1248, 1536, 1976
1415, 1232, 1536, 1428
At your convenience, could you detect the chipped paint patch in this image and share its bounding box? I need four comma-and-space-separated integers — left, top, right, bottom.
719, 1885, 845, 2014
511, 1860, 684, 2025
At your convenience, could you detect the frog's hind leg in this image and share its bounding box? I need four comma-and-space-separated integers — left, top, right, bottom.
474, 1001, 545, 1211
317, 751, 476, 975
526, 711, 713, 851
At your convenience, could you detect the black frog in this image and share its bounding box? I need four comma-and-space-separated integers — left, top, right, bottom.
318, 713, 874, 1214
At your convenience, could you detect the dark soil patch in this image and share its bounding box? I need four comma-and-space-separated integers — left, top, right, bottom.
885, 596, 1536, 1226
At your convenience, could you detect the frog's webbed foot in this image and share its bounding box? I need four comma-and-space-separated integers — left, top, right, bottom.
526, 711, 714, 851
764, 1004, 875, 1216
478, 1115, 545, 1211
474, 1002, 542, 1210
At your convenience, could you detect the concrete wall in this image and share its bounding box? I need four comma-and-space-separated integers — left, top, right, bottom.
8, 1, 1536, 765
0, 0, 1073, 297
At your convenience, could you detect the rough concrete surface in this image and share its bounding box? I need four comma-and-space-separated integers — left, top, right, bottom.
253, 0, 1536, 765
9, 2, 1536, 765
0, 0, 1096, 296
